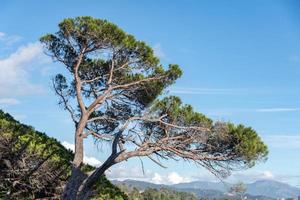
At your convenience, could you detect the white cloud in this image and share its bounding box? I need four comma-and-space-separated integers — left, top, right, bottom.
0, 32, 5, 38
84, 156, 102, 167
62, 141, 75, 151
262, 135, 300, 149
170, 87, 238, 95
61, 141, 102, 167
0, 98, 20, 106
108, 165, 191, 185
153, 43, 166, 59
0, 42, 47, 98
107, 165, 152, 181
256, 108, 300, 113
167, 172, 186, 184
262, 171, 275, 179
0, 32, 22, 45
152, 173, 163, 184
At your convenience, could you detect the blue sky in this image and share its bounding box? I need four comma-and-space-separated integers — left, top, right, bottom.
1, 0, 300, 186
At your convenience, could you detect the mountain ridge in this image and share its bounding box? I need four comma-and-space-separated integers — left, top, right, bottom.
113, 179, 300, 199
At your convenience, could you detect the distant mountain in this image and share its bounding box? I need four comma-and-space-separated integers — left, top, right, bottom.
113, 179, 300, 199
173, 181, 230, 192
247, 180, 300, 198
112, 179, 165, 190
112, 179, 224, 199
171, 179, 300, 198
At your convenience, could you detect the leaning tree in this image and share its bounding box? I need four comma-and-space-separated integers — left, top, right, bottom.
40, 16, 268, 200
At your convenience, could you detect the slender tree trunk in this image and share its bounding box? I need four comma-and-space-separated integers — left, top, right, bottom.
62, 116, 87, 199
73, 117, 87, 167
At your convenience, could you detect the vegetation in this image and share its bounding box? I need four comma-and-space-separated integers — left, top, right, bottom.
230, 182, 247, 200
117, 184, 196, 200
40, 16, 268, 199
0, 110, 127, 200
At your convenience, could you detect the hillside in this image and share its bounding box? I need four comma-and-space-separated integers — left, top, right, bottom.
173, 180, 300, 198
0, 110, 127, 200
247, 180, 300, 198
114, 179, 300, 199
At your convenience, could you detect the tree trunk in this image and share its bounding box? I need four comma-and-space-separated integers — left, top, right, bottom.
62, 116, 87, 199
61, 166, 86, 200
73, 119, 86, 168
77, 159, 115, 199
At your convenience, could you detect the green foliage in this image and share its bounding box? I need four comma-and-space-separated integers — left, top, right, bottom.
91, 176, 128, 200
0, 110, 127, 200
152, 96, 212, 127
40, 16, 182, 109
0, 109, 73, 169
150, 96, 268, 174
118, 185, 196, 200
228, 124, 268, 167
0, 110, 72, 198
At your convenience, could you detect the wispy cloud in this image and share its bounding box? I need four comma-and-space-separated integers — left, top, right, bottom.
170, 87, 239, 95
262, 134, 300, 149
229, 170, 275, 182
256, 108, 300, 113
153, 43, 166, 59
0, 98, 20, 106
0, 32, 5, 38
0, 32, 22, 46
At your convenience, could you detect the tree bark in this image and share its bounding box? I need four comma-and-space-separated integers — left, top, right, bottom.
61, 116, 88, 199
61, 166, 86, 200
77, 154, 118, 199
73, 116, 87, 167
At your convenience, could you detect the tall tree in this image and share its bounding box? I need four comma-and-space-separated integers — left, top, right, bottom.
230, 182, 247, 200
40, 16, 268, 200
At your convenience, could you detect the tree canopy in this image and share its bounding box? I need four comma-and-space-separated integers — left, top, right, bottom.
40, 16, 268, 199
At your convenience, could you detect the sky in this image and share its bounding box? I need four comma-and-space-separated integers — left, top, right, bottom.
1, 0, 300, 187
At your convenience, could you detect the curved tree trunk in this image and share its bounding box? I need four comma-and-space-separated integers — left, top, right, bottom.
61, 117, 87, 200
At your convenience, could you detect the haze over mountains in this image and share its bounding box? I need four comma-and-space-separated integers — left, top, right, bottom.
112, 179, 300, 199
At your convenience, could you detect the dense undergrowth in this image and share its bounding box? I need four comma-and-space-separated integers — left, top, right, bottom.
0, 110, 127, 200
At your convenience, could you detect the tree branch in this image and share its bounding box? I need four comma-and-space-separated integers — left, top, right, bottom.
52, 79, 77, 124
112, 76, 164, 90
107, 56, 114, 85
74, 47, 87, 114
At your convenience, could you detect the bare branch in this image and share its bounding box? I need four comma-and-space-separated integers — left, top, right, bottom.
126, 116, 210, 132
107, 56, 114, 85
87, 116, 116, 123
81, 76, 103, 84
52, 79, 77, 124
147, 155, 167, 168
87, 88, 113, 114
112, 76, 165, 90
74, 47, 87, 113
